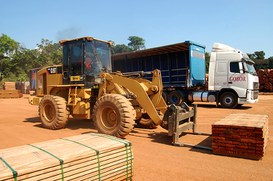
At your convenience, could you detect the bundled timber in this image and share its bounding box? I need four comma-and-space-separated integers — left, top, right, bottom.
0, 82, 23, 98
3, 82, 16, 90
0, 133, 133, 181
212, 114, 269, 160
257, 69, 273, 92
0, 90, 23, 99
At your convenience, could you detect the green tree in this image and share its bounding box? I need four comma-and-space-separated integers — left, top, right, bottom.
128, 36, 145, 51
248, 51, 265, 60
0, 34, 19, 58
0, 34, 20, 81
0, 36, 63, 82
254, 51, 265, 60
268, 56, 273, 69
36, 39, 62, 65
112, 44, 132, 54
205, 52, 210, 73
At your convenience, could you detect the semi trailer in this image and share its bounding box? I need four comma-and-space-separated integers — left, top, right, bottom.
112, 41, 259, 108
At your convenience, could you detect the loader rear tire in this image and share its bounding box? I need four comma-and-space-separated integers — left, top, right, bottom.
93, 94, 136, 138
39, 95, 68, 129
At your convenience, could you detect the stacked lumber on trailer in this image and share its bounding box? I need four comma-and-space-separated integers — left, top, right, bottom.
257, 69, 273, 92
0, 82, 23, 98
212, 114, 269, 160
0, 133, 133, 181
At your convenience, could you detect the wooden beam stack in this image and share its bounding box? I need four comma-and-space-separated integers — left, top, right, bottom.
0, 82, 23, 98
257, 69, 273, 92
0, 133, 133, 180
3, 82, 16, 90
212, 114, 269, 160
0, 90, 23, 98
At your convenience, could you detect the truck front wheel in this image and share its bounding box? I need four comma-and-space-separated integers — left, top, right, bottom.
93, 94, 136, 138
220, 92, 238, 108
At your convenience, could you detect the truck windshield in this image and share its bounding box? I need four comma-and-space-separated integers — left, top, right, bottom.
243, 59, 257, 75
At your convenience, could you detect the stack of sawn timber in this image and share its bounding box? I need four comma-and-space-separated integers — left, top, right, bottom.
0, 82, 22, 98
212, 114, 269, 160
257, 69, 273, 92
0, 133, 133, 181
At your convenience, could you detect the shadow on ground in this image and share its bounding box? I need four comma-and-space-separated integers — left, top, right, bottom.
24, 117, 95, 130
196, 104, 252, 110
137, 129, 213, 154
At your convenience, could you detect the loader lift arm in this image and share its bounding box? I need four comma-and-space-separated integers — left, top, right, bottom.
99, 69, 211, 149
164, 103, 211, 150
100, 69, 167, 126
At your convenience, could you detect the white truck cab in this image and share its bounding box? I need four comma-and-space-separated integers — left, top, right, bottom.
208, 43, 259, 108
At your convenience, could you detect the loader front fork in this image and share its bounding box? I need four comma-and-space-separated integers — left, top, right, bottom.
162, 103, 211, 150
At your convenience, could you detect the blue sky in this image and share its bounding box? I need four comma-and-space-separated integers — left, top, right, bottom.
1, 0, 273, 57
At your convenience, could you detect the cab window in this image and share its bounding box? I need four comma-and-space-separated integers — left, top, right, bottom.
230, 62, 240, 73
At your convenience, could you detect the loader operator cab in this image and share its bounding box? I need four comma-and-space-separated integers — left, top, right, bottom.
60, 37, 112, 88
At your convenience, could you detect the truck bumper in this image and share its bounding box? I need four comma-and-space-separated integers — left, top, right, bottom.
238, 90, 259, 104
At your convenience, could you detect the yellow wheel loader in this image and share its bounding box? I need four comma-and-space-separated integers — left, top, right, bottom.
29, 36, 198, 145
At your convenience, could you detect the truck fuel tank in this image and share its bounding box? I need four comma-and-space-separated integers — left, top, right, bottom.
188, 91, 216, 102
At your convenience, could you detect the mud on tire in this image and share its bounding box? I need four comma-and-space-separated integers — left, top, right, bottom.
93, 94, 136, 138
39, 95, 69, 129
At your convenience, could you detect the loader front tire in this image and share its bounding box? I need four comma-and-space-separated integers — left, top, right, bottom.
39, 95, 68, 129
93, 94, 136, 138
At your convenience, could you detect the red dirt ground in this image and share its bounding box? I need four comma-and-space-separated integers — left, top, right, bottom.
0, 94, 272, 180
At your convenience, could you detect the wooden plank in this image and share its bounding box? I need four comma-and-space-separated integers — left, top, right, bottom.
0, 133, 133, 181
17, 148, 132, 180
212, 114, 269, 160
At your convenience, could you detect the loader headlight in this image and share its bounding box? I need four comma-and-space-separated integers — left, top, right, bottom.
95, 77, 103, 84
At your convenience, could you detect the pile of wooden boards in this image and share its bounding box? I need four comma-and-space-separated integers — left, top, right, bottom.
212, 114, 269, 160
3, 82, 16, 90
0, 133, 133, 180
0, 82, 23, 98
257, 69, 273, 92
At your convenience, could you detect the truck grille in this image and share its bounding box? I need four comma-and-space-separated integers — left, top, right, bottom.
253, 82, 259, 90
254, 91, 259, 99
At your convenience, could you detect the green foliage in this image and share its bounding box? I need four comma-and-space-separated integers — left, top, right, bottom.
253, 59, 269, 69
112, 44, 132, 54
205, 52, 210, 73
248, 51, 265, 60
36, 39, 62, 65
268, 57, 273, 68
0, 35, 62, 82
248, 51, 273, 69
111, 36, 146, 54
0, 34, 19, 57
128, 36, 145, 51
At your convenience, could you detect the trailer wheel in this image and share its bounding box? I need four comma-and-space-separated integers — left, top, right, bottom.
39, 95, 68, 129
168, 91, 184, 105
220, 92, 238, 108
93, 94, 136, 138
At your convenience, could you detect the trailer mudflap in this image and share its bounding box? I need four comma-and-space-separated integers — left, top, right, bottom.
165, 103, 211, 150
